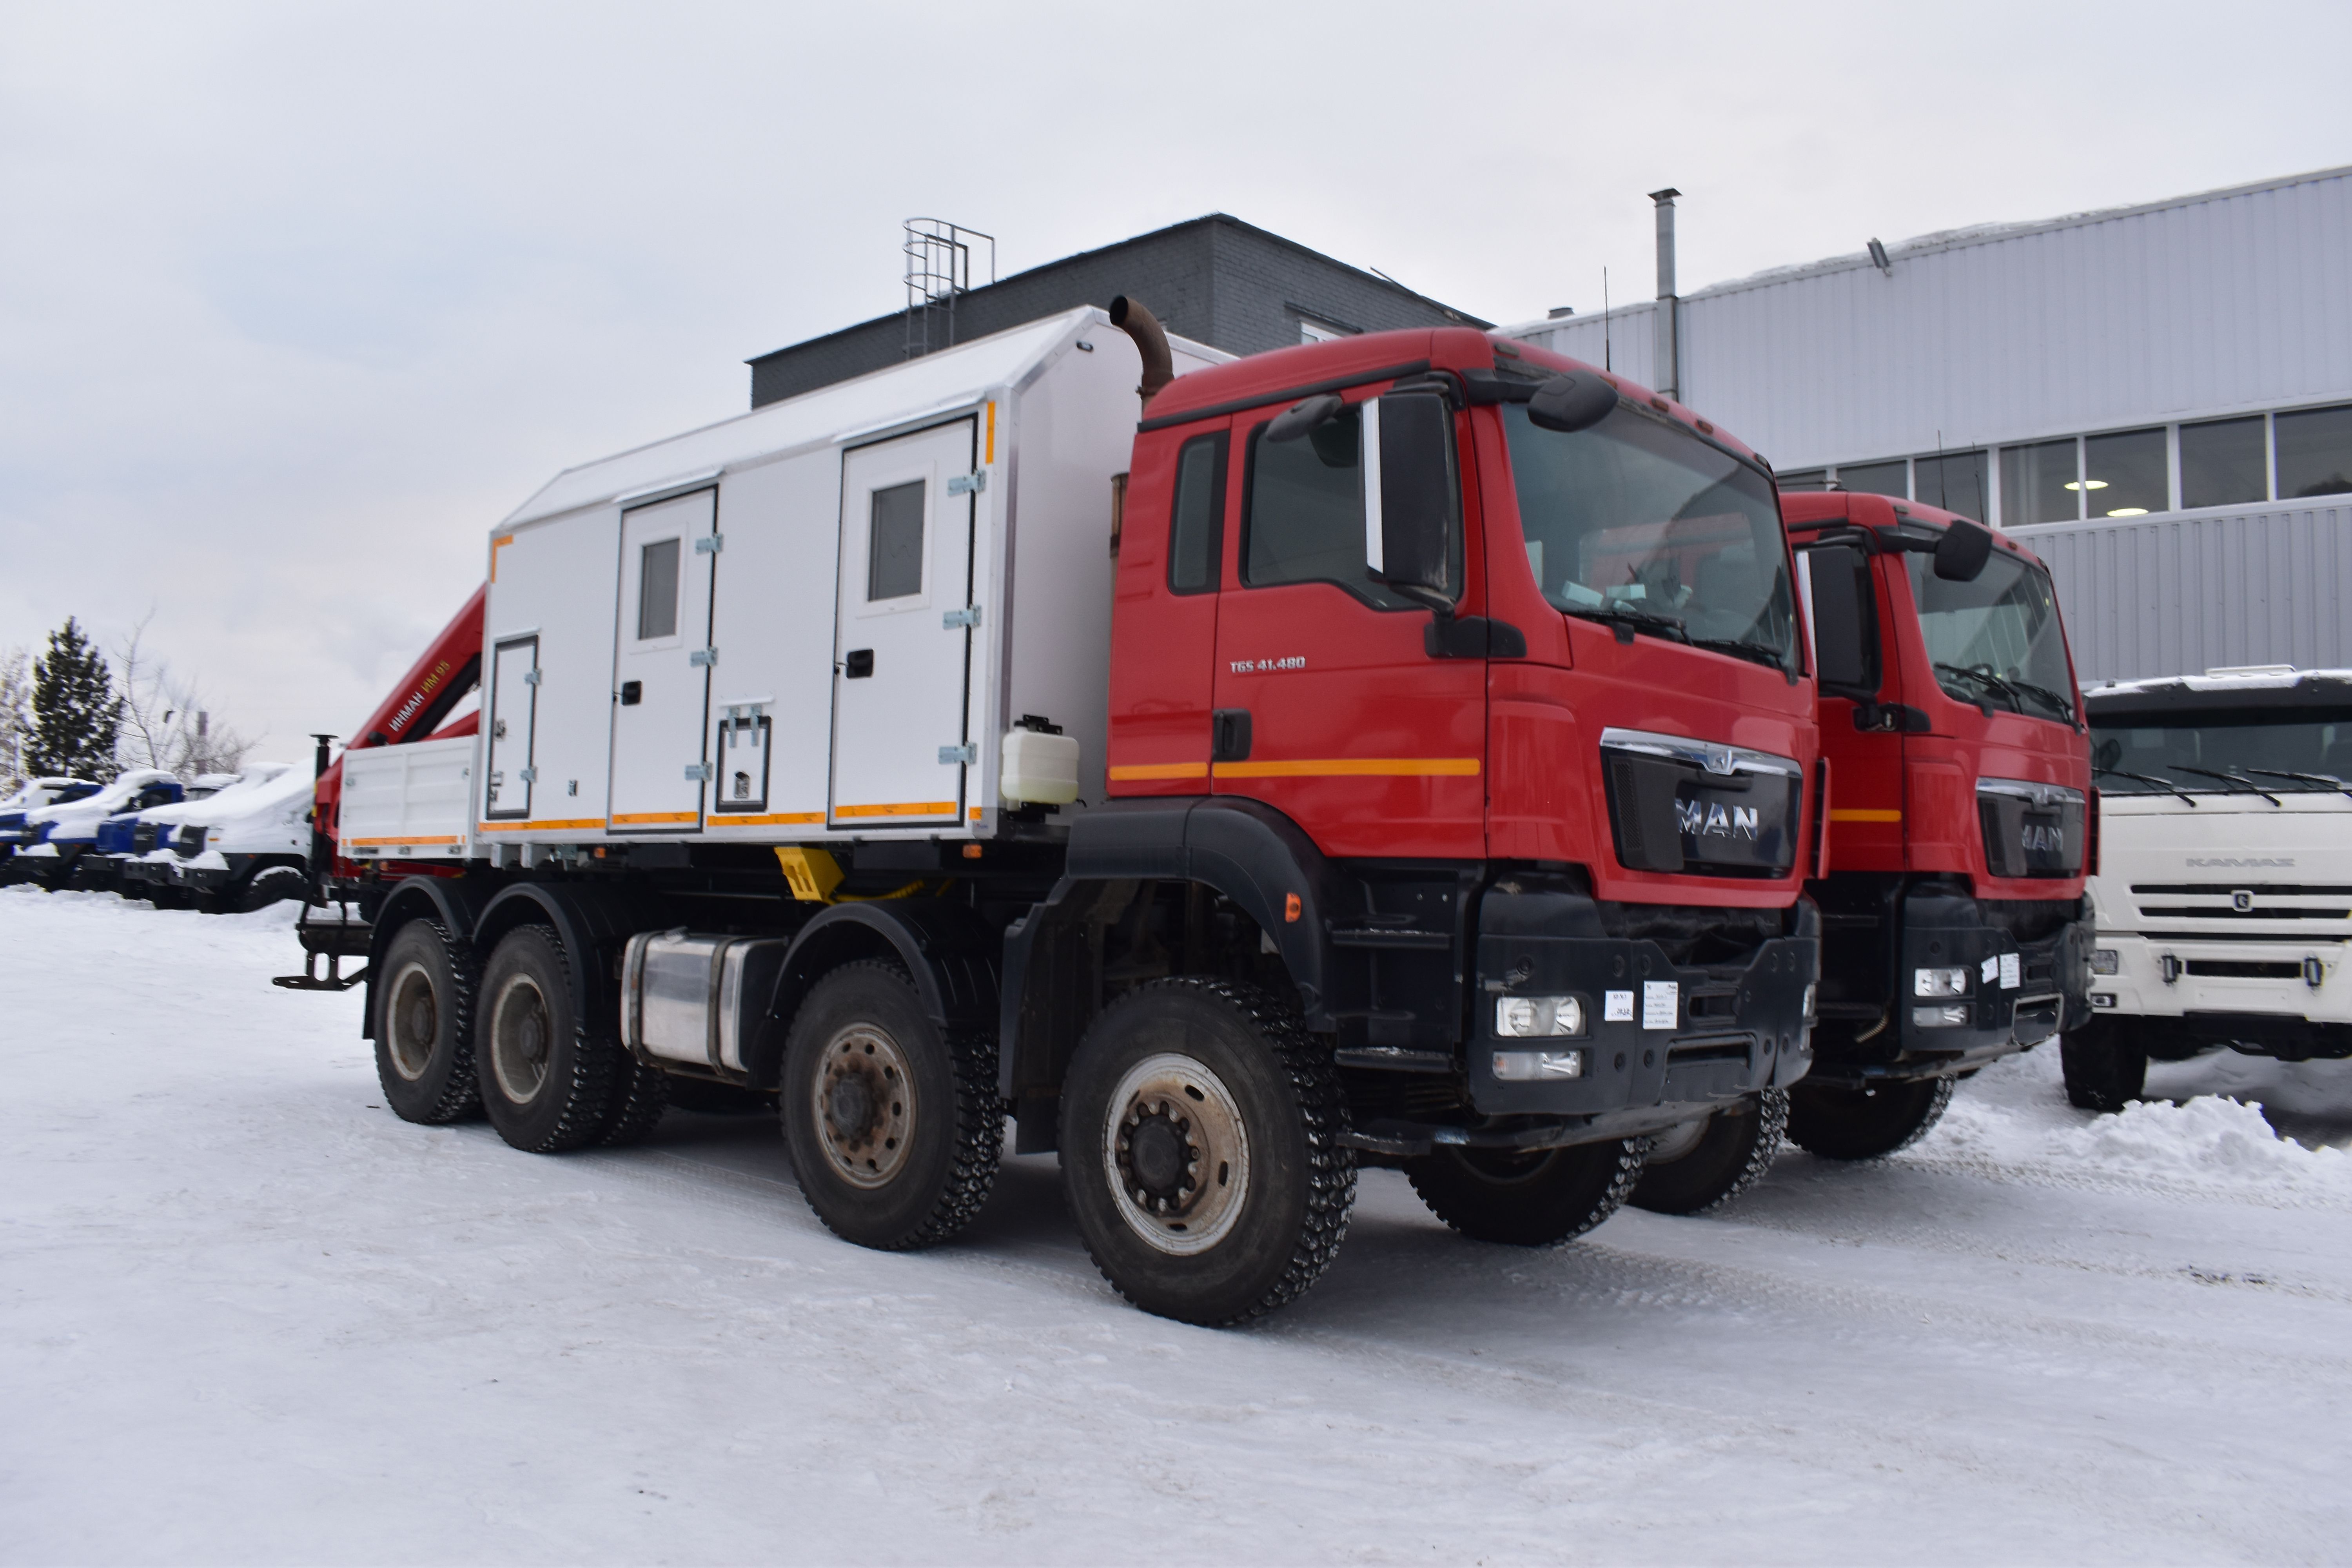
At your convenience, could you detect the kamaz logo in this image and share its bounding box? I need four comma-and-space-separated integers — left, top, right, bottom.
2020, 823, 2065, 854
1680, 799, 1759, 839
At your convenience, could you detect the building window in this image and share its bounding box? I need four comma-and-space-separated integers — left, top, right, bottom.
1297, 315, 1352, 345
2082, 427, 2167, 517
2000, 439, 2080, 525
2276, 403, 2352, 500
1836, 459, 1909, 499
2180, 416, 2268, 509
1913, 450, 1989, 519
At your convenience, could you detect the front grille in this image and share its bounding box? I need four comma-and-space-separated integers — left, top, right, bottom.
2138, 905, 2351, 920
2132, 883, 2352, 895
2186, 959, 2304, 979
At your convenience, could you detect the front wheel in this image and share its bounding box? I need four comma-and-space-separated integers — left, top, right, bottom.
1629, 1089, 1788, 1215
1059, 979, 1354, 1326
1406, 1138, 1646, 1246
1786, 1075, 1955, 1160
2060, 1018, 2149, 1113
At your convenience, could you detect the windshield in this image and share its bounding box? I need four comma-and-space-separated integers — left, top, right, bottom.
2092, 707, 2352, 795
1904, 551, 2075, 724
1501, 403, 1797, 673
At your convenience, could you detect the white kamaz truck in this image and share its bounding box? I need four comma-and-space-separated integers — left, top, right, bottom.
2066, 666, 2352, 1108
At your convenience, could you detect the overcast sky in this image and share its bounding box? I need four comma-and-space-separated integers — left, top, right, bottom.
4, 0, 2348, 752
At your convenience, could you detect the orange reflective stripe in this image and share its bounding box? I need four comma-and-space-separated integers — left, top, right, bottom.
834, 801, 957, 819
1829, 809, 1903, 823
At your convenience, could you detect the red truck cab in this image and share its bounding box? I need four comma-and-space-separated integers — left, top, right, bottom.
1092, 325, 1822, 1183
1784, 491, 2094, 1155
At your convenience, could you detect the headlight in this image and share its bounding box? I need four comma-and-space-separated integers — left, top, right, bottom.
1495, 995, 1586, 1038
1914, 967, 1970, 997
1492, 1049, 1585, 1081
1913, 1004, 1971, 1028
2091, 948, 2120, 975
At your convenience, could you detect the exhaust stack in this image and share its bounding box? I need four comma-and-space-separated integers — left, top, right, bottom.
1109, 296, 1174, 406
1649, 188, 1681, 402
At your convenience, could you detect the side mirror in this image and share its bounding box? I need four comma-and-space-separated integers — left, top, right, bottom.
1363, 390, 1455, 612
1803, 544, 1880, 698
1526, 372, 1617, 434
1265, 392, 1344, 445
1933, 517, 1995, 582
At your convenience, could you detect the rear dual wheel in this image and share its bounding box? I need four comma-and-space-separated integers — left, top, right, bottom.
374, 919, 483, 1125
1629, 1088, 1789, 1215
472, 924, 668, 1152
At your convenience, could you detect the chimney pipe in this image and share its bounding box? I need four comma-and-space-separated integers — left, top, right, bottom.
1648, 187, 1681, 402
1109, 296, 1174, 406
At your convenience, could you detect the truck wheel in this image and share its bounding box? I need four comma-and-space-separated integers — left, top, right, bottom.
1786, 1076, 1955, 1160
1059, 978, 1355, 1327
1405, 1138, 1646, 1246
373, 918, 483, 1125
236, 864, 307, 912
597, 1053, 671, 1147
477, 925, 619, 1153
1628, 1089, 1789, 1216
2060, 1019, 2149, 1113
780, 960, 1000, 1251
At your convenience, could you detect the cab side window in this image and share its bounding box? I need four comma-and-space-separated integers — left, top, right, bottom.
1168, 431, 1226, 594
1242, 399, 1455, 609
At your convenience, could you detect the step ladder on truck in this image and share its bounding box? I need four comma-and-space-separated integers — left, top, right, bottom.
290, 299, 1827, 1325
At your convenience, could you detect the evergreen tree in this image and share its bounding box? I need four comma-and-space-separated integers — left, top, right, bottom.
27, 618, 122, 782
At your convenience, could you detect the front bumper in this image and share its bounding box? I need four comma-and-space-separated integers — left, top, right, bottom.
2092, 932, 2352, 1042
1457, 889, 1819, 1134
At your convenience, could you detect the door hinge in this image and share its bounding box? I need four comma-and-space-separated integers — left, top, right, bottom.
942, 605, 982, 629
938, 744, 977, 766
695, 534, 723, 554
518, 767, 539, 784
947, 471, 987, 496
689, 648, 717, 667
684, 762, 713, 782
522, 669, 542, 686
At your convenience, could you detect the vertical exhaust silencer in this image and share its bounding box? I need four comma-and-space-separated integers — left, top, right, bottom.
1109, 295, 1174, 407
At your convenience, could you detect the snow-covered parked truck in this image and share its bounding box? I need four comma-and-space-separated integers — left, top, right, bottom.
2065, 666, 2352, 1109
0, 777, 100, 869
2, 769, 180, 890
303, 301, 1826, 1325
154, 763, 318, 911
119, 764, 294, 907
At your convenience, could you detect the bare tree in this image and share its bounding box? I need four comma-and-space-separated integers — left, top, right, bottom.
111, 615, 263, 780
0, 646, 29, 788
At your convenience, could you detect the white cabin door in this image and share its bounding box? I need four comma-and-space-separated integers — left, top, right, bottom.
830, 418, 976, 828
483, 635, 538, 820
610, 488, 716, 831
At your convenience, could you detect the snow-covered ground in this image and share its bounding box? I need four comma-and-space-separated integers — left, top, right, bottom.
6, 887, 2352, 1565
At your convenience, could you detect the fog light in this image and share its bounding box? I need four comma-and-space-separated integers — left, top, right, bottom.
1492, 1049, 1585, 1081
2091, 993, 2117, 1009
2091, 948, 2120, 976
1495, 995, 1585, 1038
1915, 967, 1969, 998
1913, 1004, 1970, 1028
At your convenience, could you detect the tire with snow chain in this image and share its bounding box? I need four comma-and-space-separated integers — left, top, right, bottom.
477, 924, 620, 1153
2060, 1018, 2149, 1113
1059, 978, 1355, 1327
1786, 1074, 1955, 1160
780, 960, 1000, 1251
1630, 1088, 1788, 1216
234, 864, 308, 912
597, 1053, 671, 1147
1405, 1137, 1646, 1246
373, 918, 483, 1125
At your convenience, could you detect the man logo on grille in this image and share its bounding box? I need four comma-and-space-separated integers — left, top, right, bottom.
2233, 889, 2255, 911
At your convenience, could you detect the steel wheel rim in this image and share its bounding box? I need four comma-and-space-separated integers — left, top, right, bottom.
489, 971, 554, 1105
1645, 1115, 1710, 1165
814, 1023, 917, 1189
1103, 1051, 1250, 1256
385, 960, 438, 1082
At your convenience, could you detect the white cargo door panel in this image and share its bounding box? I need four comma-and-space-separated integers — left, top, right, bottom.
831, 419, 976, 828
484, 636, 538, 820
610, 488, 716, 831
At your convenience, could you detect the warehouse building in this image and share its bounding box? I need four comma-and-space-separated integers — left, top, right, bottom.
1502, 167, 2352, 682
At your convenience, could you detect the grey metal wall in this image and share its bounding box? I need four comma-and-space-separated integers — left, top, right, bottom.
2013, 499, 2352, 684
1512, 167, 2352, 471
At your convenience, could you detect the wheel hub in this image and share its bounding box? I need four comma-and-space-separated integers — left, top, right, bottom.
815, 1025, 915, 1189
1100, 1053, 1250, 1256
384, 961, 437, 1082
489, 974, 552, 1104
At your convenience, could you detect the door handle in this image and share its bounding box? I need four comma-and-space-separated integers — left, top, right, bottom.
618, 681, 642, 706
1211, 708, 1252, 763
844, 649, 875, 679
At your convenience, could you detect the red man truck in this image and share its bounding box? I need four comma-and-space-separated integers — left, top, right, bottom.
298, 300, 1824, 1325
1777, 491, 2094, 1155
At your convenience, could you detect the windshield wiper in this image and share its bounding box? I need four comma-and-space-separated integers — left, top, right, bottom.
2004, 676, 2076, 723
2241, 767, 2352, 800
2166, 764, 2283, 806
2095, 766, 2199, 807
1686, 634, 1789, 674
1564, 604, 1690, 644
1934, 662, 2023, 712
